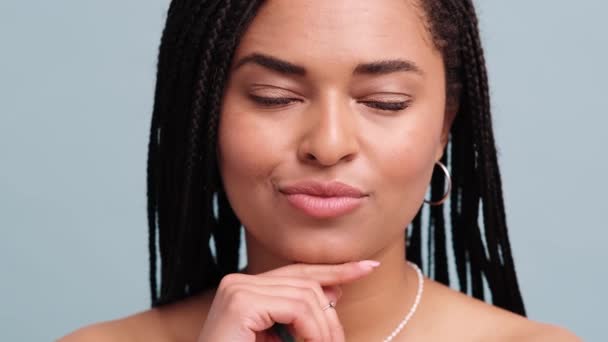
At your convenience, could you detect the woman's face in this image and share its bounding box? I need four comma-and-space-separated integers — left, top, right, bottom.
218, 0, 452, 264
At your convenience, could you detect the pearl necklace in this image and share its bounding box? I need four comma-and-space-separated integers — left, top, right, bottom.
382, 261, 424, 341
274, 261, 424, 342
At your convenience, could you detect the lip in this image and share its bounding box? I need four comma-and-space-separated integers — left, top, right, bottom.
279, 181, 368, 219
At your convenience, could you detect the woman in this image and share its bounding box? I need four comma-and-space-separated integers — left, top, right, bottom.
61, 0, 580, 341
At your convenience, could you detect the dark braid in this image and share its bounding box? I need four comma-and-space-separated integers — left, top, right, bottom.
147, 0, 526, 316
466, 0, 523, 311
168, 0, 233, 299
430, 153, 449, 284
412, 0, 526, 314
205, 0, 263, 276
147, 0, 263, 306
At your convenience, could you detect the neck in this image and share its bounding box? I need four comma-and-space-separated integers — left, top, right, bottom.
242, 231, 421, 341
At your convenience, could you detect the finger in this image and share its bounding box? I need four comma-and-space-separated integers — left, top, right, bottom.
222, 274, 335, 305
239, 290, 324, 342
225, 273, 338, 304
321, 285, 345, 342
239, 279, 345, 342
228, 276, 341, 341
231, 284, 331, 342
260, 260, 381, 286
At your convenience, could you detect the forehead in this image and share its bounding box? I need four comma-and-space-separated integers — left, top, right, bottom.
232, 0, 441, 76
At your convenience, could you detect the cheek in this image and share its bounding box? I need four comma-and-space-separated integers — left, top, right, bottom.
217, 96, 289, 229
218, 111, 271, 193
218, 88, 280, 176
366, 111, 443, 225
381, 121, 437, 181
219, 114, 270, 181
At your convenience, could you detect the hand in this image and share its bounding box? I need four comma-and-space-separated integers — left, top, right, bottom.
196, 260, 381, 342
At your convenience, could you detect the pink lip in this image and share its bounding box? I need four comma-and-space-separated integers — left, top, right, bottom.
279, 181, 368, 219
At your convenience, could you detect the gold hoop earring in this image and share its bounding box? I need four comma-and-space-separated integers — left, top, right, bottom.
424, 161, 452, 206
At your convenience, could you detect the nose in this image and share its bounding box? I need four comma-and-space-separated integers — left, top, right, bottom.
297, 94, 359, 166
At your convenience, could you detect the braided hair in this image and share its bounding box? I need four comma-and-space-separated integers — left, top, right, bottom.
147, 0, 526, 316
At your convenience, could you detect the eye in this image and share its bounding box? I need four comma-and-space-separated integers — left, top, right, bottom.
358, 100, 412, 112
249, 95, 301, 107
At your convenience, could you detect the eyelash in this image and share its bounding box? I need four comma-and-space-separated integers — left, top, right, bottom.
358, 100, 410, 111
249, 95, 411, 112
250, 95, 296, 106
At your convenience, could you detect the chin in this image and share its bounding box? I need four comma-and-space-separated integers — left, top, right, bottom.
245, 221, 379, 266
278, 236, 364, 265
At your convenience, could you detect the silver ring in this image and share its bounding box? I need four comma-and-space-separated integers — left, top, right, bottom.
322, 301, 336, 311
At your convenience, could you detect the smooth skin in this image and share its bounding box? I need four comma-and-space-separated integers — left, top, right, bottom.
60, 0, 581, 341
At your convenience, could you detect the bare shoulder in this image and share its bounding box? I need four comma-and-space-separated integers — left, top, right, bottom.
484, 307, 581, 342
57, 290, 215, 342
58, 320, 132, 342
513, 323, 582, 342
422, 280, 581, 342
57, 308, 168, 342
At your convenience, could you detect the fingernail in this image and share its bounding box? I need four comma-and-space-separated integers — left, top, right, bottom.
358, 260, 381, 270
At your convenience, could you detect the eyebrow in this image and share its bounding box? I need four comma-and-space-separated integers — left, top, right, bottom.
234, 53, 306, 76
233, 52, 424, 77
353, 59, 423, 76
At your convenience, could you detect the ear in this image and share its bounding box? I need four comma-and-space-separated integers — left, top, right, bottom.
434, 102, 458, 161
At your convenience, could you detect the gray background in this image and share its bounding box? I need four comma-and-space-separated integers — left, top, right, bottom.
0, 1, 604, 340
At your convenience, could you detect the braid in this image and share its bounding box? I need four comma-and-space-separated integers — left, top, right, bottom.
205, 0, 261, 276
406, 210, 423, 270
147, 117, 158, 305
407, 0, 526, 315
430, 153, 449, 284
148, 0, 262, 306
449, 119, 468, 293
159, 2, 229, 303
458, 0, 524, 314
153, 0, 227, 301
147, 0, 187, 306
